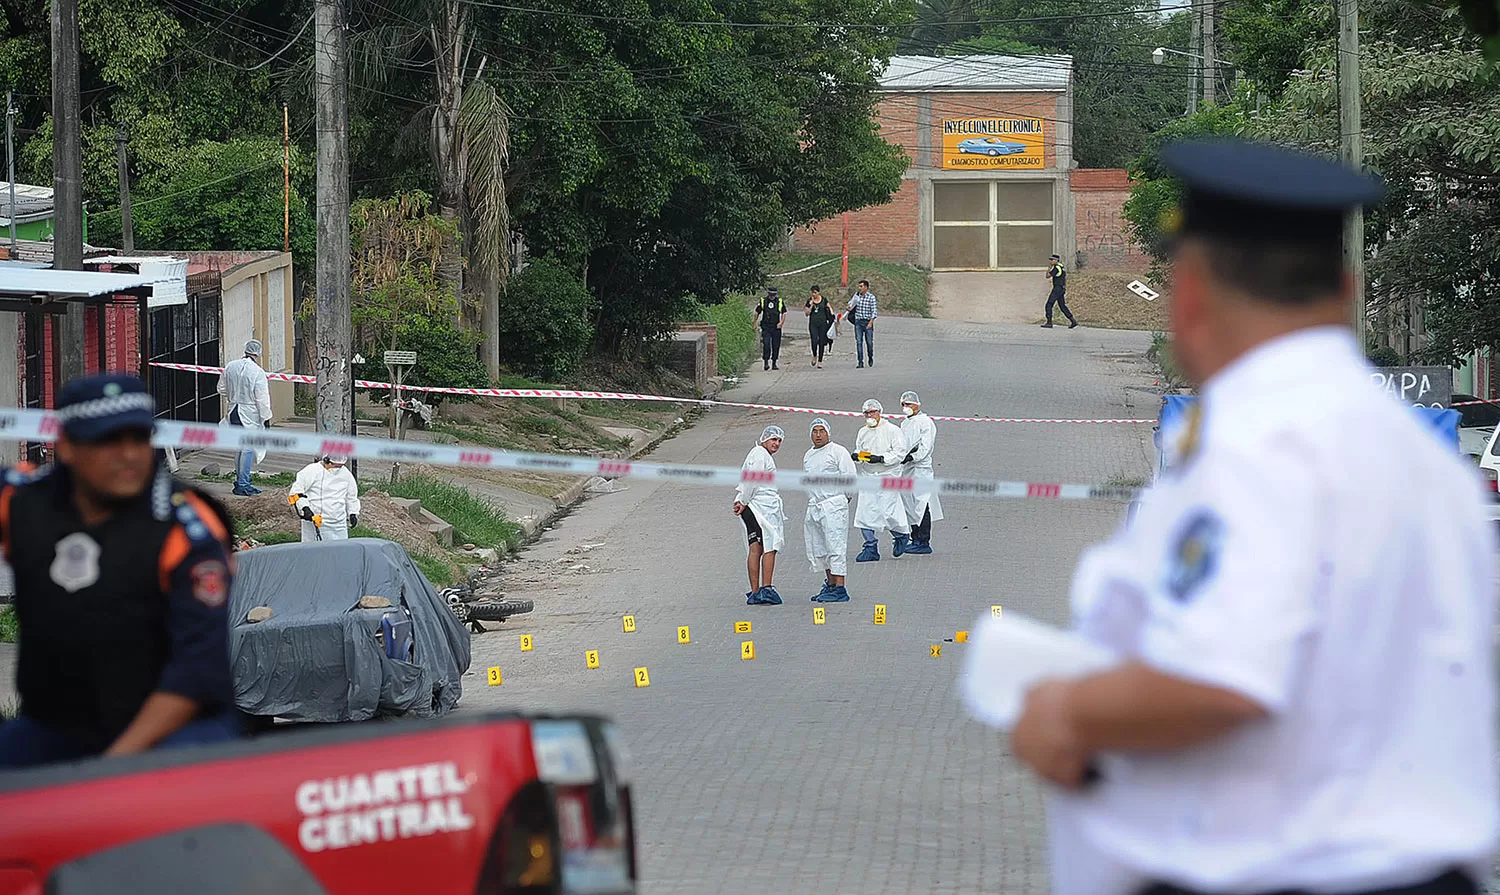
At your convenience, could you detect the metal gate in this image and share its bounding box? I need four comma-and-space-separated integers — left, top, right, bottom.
148, 283, 221, 423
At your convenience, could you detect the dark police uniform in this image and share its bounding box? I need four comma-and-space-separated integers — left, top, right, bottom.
1043, 256, 1077, 328
756, 288, 786, 370
0, 377, 241, 768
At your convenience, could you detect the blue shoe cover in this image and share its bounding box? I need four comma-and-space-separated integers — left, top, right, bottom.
822, 586, 850, 602
758, 586, 783, 605
905, 542, 932, 555
855, 544, 880, 562
893, 534, 910, 557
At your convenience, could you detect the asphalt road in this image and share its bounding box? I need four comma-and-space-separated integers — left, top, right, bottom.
457, 317, 1160, 894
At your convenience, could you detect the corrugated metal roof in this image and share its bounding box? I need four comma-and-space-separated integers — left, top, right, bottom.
879, 55, 1072, 92
0, 268, 167, 299
0, 181, 55, 227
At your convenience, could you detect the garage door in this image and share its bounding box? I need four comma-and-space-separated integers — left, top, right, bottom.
932, 181, 1054, 270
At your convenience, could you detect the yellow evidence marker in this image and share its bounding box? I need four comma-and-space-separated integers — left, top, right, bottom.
955, 631, 969, 643
622, 615, 637, 633
930, 644, 942, 658
991, 605, 1003, 619
677, 625, 691, 644
486, 666, 503, 686
734, 621, 752, 634
813, 607, 826, 625
586, 650, 600, 669
520, 634, 534, 652
873, 604, 887, 625
741, 640, 756, 661
634, 667, 651, 688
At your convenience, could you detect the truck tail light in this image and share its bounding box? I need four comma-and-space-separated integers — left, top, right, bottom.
475, 720, 637, 895
1483, 466, 1499, 493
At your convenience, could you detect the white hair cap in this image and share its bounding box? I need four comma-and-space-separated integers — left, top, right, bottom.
810, 418, 830, 435
244, 339, 263, 357
901, 391, 920, 406
759, 425, 785, 443
862, 398, 883, 413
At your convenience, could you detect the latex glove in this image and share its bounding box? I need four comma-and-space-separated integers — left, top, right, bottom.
349, 514, 358, 529
300, 506, 314, 522
902, 449, 918, 465
868, 454, 885, 464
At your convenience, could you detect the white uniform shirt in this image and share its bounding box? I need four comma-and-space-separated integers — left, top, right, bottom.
1053, 327, 1497, 895
290, 462, 362, 521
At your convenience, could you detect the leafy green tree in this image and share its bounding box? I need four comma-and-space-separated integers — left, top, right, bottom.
497, 257, 596, 381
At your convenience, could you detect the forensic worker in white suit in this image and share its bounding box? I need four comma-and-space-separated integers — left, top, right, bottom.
897, 391, 943, 555
734, 425, 785, 606
852, 399, 909, 562
216, 339, 272, 497
290, 454, 361, 542
802, 418, 856, 602
1006, 141, 1496, 895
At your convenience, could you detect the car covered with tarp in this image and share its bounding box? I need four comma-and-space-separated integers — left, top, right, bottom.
229, 538, 470, 723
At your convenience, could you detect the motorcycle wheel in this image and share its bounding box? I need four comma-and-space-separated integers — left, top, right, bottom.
467, 598, 534, 622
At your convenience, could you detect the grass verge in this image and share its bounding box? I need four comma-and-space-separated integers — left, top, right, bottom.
0, 604, 15, 644
381, 473, 521, 552
756, 252, 931, 317
1, 697, 16, 721
1148, 331, 1187, 390
409, 552, 459, 587
1067, 271, 1170, 331
682, 300, 755, 377
202, 471, 297, 488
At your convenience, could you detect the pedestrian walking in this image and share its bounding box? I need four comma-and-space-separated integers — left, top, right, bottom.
1000, 140, 1494, 895
1041, 254, 1078, 329
846, 280, 879, 368
289, 454, 361, 542
803, 418, 856, 602
898, 391, 942, 554
754, 287, 786, 371
0, 375, 242, 767
852, 399, 909, 561
734, 425, 786, 605
217, 339, 272, 495
805, 285, 836, 368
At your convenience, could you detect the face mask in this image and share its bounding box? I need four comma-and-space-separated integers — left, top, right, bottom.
865, 417, 879, 428
903, 406, 917, 417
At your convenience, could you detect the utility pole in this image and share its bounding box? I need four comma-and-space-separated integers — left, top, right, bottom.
1187, 4, 1200, 115
1202, 0, 1216, 106
314, 0, 352, 435
115, 123, 133, 252
282, 102, 290, 253
51, 0, 86, 382
1338, 0, 1366, 348
6, 90, 17, 249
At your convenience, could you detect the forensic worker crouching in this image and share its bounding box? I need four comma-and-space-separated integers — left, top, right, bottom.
1006, 140, 1496, 895
0, 375, 243, 769
290, 454, 361, 542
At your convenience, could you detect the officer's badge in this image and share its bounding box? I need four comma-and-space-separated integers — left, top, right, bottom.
50, 532, 101, 593
190, 560, 228, 608
1164, 509, 1223, 603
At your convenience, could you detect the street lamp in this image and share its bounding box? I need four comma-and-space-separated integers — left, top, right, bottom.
1152, 46, 1204, 64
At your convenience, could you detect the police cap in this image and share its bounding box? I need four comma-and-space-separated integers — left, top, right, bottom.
1160, 139, 1384, 247
56, 374, 156, 443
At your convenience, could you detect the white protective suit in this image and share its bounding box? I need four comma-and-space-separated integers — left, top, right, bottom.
734, 444, 785, 554
218, 356, 272, 463
291, 461, 362, 542
803, 441, 857, 575
900, 411, 945, 525
852, 420, 909, 533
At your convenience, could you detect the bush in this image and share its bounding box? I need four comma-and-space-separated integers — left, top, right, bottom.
1148, 330, 1187, 389
1367, 345, 1403, 367
357, 313, 489, 400
0, 604, 15, 643
497, 258, 596, 381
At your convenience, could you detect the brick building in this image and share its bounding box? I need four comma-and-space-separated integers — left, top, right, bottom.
789, 55, 1142, 273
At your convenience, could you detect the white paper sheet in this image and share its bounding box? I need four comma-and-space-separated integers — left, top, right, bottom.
959, 612, 1120, 729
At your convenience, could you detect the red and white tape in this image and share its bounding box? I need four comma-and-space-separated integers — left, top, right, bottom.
0, 408, 1139, 503
148, 362, 1154, 425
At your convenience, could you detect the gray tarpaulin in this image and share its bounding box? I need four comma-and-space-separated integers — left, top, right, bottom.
228, 538, 471, 722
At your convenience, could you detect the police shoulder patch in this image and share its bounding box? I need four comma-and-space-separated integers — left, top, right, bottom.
3, 464, 50, 487
1163, 509, 1224, 603
189, 559, 229, 608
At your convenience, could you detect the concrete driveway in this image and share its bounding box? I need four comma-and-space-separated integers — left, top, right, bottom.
929, 271, 1051, 325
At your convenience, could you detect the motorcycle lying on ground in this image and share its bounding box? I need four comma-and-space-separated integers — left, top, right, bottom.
442, 565, 533, 632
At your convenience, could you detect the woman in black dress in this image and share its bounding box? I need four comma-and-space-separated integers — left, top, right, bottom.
805, 285, 835, 369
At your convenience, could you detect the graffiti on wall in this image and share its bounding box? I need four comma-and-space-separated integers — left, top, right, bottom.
1078, 205, 1140, 267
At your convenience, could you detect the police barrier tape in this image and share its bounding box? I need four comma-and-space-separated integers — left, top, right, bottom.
0, 408, 1140, 503
146, 362, 1156, 424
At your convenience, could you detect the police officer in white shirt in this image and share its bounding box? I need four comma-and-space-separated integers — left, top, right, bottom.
1010, 140, 1497, 895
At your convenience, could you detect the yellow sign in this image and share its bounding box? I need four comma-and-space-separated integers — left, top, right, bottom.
634, 667, 651, 688
930, 644, 942, 658
941, 118, 1045, 170
741, 640, 756, 661
955, 631, 969, 643
813, 607, 826, 625
873, 604, 887, 625
622, 615, 636, 633
678, 625, 691, 644
520, 634, 534, 652
735, 621, 752, 634
486, 666, 503, 686
586, 650, 600, 669
991, 605, 1004, 619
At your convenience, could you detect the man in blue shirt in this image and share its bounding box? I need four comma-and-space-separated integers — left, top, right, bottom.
846, 280, 879, 368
